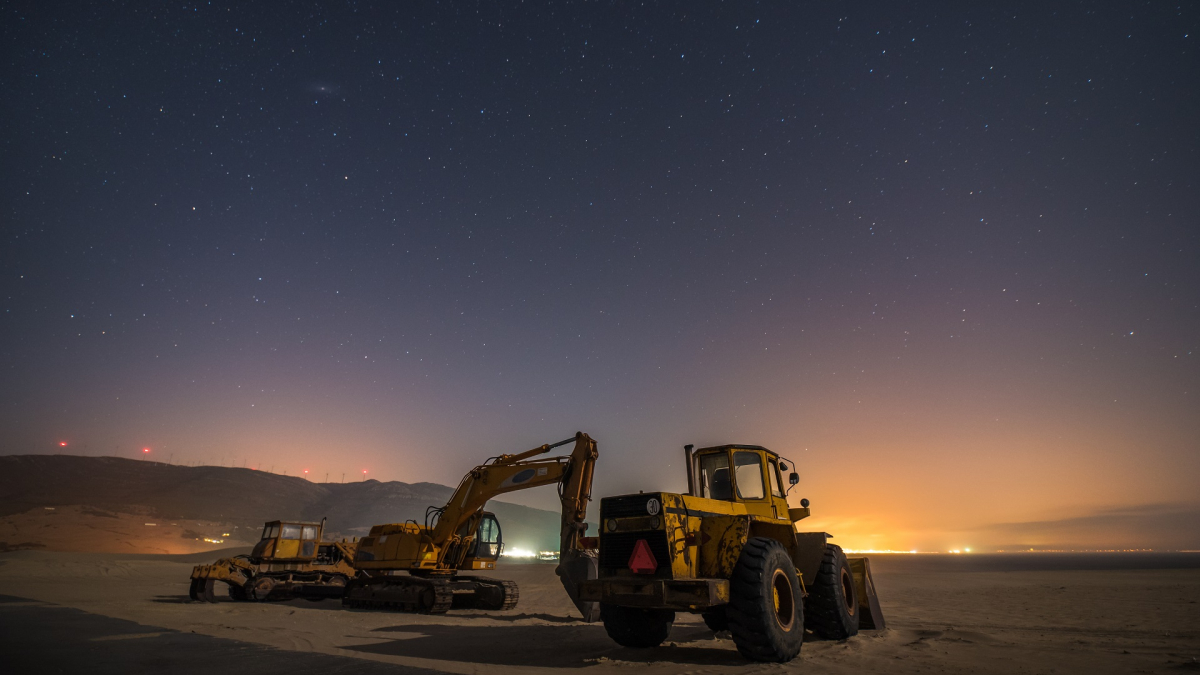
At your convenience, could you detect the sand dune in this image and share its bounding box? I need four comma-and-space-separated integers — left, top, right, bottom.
1, 550, 1196, 674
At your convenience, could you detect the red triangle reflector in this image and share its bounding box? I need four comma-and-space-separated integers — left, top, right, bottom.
628, 538, 658, 574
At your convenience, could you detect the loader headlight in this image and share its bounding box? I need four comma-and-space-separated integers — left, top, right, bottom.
606, 519, 618, 533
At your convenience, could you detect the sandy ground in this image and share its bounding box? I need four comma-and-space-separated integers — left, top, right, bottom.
0, 550, 1198, 674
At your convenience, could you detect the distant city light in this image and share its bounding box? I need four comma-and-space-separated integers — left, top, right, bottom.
502, 547, 536, 558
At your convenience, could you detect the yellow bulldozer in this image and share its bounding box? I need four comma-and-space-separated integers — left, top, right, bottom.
579, 443, 884, 662
345, 432, 601, 619
189, 518, 357, 602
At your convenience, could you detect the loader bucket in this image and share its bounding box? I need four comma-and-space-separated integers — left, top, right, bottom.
556, 550, 600, 622
847, 556, 886, 630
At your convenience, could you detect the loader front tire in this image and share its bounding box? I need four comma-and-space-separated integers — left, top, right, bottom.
600, 603, 674, 648
726, 537, 804, 662
702, 606, 729, 632
804, 544, 860, 640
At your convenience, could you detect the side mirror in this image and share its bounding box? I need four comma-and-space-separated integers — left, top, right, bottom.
789, 472, 799, 486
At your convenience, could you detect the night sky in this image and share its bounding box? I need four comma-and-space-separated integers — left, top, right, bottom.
4, 2, 1198, 551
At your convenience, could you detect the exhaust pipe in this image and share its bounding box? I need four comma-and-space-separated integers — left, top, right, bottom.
684, 444, 695, 496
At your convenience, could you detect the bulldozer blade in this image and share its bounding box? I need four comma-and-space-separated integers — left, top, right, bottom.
556, 551, 600, 622
188, 579, 202, 601
847, 557, 886, 630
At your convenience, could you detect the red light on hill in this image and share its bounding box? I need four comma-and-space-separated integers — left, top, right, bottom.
59, 441, 67, 447
143, 448, 150, 453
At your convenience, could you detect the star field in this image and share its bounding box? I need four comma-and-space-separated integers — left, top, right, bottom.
2, 2, 1198, 550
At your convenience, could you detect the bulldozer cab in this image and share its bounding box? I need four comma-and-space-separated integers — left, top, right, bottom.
459, 511, 503, 571
250, 520, 322, 562
693, 445, 791, 521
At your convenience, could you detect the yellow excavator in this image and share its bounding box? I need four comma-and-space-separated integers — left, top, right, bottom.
345, 432, 601, 619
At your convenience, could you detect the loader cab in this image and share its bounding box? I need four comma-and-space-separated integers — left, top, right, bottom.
693, 445, 793, 521
460, 511, 503, 571
250, 520, 322, 562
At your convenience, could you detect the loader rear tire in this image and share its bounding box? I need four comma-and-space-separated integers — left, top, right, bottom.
600, 603, 674, 648
726, 537, 804, 662
804, 544, 860, 640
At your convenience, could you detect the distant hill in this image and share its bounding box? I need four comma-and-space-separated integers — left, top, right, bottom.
0, 455, 562, 552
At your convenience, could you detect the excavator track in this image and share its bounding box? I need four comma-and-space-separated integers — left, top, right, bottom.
342, 576, 454, 614
450, 576, 520, 611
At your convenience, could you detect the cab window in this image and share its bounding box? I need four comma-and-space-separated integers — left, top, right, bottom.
301, 525, 318, 540
280, 524, 301, 540
733, 451, 766, 500
477, 516, 501, 558
699, 453, 733, 500
261, 524, 280, 540
768, 459, 784, 498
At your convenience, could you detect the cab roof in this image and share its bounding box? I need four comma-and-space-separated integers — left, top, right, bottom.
694, 444, 777, 456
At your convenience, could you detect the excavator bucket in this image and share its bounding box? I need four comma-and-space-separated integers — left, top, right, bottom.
556, 550, 600, 622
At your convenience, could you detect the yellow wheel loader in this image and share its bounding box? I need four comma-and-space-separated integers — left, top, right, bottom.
345, 432, 601, 619
188, 518, 357, 603
578, 443, 884, 662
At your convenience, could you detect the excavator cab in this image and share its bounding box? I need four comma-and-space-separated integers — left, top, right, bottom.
250, 520, 323, 563
460, 512, 503, 571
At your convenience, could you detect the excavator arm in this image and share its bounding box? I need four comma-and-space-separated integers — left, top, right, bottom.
426, 432, 600, 620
